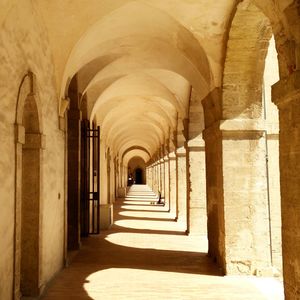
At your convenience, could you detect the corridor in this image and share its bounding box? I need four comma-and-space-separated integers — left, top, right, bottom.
42, 185, 283, 300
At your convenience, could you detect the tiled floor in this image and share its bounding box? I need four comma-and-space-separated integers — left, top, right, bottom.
42, 185, 284, 300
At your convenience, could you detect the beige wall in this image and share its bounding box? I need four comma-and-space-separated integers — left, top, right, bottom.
0, 2, 65, 299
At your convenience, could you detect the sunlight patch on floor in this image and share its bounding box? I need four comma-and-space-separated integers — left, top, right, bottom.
104, 232, 208, 252
83, 269, 283, 300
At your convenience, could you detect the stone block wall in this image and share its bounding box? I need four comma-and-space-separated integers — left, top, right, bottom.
273, 72, 300, 299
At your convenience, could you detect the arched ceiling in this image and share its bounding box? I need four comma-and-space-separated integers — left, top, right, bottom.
35, 0, 272, 164
123, 150, 149, 166
37, 0, 238, 93
2, 0, 293, 165
57, 1, 221, 162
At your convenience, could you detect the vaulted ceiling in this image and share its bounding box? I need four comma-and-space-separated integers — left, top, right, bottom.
31, 0, 286, 164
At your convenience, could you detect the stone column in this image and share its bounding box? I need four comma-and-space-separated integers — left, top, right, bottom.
149, 164, 154, 190
176, 147, 187, 227
157, 160, 160, 193
187, 138, 207, 235
154, 161, 159, 194
203, 119, 272, 275
148, 165, 153, 189
122, 164, 126, 188
169, 152, 177, 218
159, 158, 165, 198
272, 71, 300, 299
67, 108, 81, 251
146, 167, 150, 186
176, 119, 188, 230
164, 156, 170, 209
158, 159, 162, 194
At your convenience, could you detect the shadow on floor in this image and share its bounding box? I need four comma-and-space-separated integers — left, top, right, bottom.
42, 188, 221, 300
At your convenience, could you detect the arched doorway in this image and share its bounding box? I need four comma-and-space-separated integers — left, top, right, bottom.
135, 168, 143, 184
127, 157, 146, 185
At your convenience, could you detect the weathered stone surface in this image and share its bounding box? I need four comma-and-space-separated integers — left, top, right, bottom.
0, 2, 65, 299
272, 73, 300, 300
2, 0, 299, 298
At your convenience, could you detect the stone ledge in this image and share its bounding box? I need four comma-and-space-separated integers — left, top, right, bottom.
187, 146, 205, 152
220, 119, 266, 131
203, 119, 266, 140
176, 146, 186, 156
168, 155, 176, 160
187, 137, 205, 148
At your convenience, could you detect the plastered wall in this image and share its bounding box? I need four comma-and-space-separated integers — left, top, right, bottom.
0, 2, 65, 299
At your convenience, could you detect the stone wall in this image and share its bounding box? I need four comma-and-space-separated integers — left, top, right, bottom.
0, 2, 65, 299
273, 71, 300, 300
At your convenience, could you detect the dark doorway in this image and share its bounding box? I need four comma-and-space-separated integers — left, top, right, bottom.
135, 168, 143, 184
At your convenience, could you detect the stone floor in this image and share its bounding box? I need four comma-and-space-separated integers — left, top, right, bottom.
42, 185, 284, 300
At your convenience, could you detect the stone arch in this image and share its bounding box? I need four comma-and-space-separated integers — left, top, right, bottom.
119, 141, 153, 160
14, 71, 43, 298
205, 0, 282, 275
223, 0, 273, 119
122, 146, 151, 161
128, 156, 146, 185
60, 1, 213, 99
123, 149, 151, 167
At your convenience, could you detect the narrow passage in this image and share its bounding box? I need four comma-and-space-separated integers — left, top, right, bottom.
42, 185, 283, 300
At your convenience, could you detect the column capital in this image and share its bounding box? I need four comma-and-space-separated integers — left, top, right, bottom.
187, 137, 205, 151
272, 71, 300, 108
203, 119, 266, 141
176, 146, 186, 157
59, 116, 66, 132
168, 152, 176, 160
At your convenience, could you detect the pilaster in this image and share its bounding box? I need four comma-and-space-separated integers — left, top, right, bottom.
272, 71, 300, 299
164, 156, 170, 210
203, 119, 272, 275
168, 152, 177, 218
176, 146, 187, 227
187, 138, 207, 235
